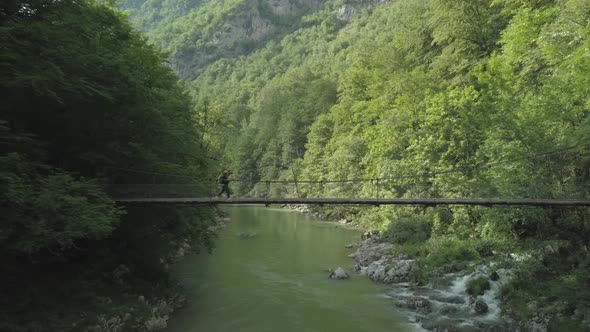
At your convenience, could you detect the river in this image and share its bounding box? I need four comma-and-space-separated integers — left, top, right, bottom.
165, 206, 416, 332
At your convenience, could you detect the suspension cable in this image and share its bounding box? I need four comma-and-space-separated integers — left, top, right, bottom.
105, 143, 589, 186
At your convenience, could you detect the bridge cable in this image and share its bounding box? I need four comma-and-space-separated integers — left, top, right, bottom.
105, 143, 589, 186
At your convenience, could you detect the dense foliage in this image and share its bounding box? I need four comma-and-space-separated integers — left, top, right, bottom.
121, 0, 590, 327
1, 1, 214, 330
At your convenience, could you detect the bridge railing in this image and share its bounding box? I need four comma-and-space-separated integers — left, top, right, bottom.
112, 197, 590, 207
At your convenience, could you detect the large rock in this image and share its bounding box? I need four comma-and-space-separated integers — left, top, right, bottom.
384, 259, 415, 283
405, 296, 432, 315
490, 271, 500, 281
144, 315, 168, 331
353, 263, 363, 273
473, 299, 489, 314
349, 240, 392, 265
349, 239, 415, 284
329, 267, 349, 279
526, 314, 551, 332
368, 264, 387, 282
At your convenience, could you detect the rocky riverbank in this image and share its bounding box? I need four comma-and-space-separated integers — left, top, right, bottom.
281, 204, 326, 219
284, 204, 575, 331
283, 204, 520, 331
281, 204, 360, 227
347, 236, 522, 332
85, 216, 229, 332
86, 293, 187, 332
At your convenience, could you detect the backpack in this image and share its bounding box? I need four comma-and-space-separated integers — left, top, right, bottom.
217, 175, 224, 184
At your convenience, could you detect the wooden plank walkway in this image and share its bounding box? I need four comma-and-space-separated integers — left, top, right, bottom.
114, 197, 590, 207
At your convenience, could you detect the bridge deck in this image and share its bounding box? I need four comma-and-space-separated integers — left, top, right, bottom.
114, 197, 590, 207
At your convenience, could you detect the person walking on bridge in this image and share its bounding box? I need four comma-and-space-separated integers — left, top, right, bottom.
217, 170, 232, 198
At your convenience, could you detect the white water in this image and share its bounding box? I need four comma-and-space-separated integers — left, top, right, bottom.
389, 265, 512, 330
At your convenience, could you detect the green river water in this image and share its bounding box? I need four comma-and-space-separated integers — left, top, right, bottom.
165, 206, 416, 332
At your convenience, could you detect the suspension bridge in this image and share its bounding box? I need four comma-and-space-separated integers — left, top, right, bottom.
114, 197, 590, 207
107, 144, 590, 207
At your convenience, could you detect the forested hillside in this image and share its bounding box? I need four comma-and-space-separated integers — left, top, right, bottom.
119, 0, 328, 79
1, 1, 215, 330
123, 0, 590, 329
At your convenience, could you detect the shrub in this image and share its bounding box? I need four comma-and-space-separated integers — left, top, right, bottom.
391, 242, 430, 258
466, 276, 491, 296
382, 211, 433, 244
423, 237, 479, 266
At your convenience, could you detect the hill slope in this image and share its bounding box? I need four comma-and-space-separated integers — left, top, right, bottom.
120, 0, 329, 79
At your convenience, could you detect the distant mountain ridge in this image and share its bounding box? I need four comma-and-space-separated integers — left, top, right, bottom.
119, 0, 330, 79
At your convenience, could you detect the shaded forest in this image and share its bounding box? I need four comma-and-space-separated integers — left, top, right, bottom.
1, 1, 215, 330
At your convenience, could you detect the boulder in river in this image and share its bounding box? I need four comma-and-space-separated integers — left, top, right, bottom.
329, 267, 350, 279
490, 271, 500, 281
473, 299, 489, 314
405, 296, 432, 315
